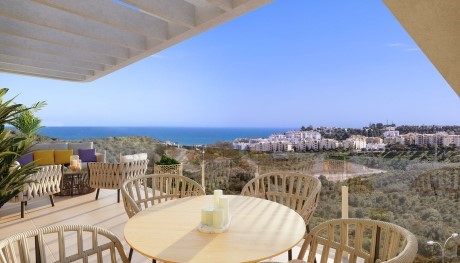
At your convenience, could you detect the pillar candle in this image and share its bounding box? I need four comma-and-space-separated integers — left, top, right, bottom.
213, 189, 223, 208
201, 207, 213, 226
212, 208, 224, 229
218, 196, 229, 224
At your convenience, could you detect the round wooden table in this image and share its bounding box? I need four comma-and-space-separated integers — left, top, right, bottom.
124, 195, 306, 263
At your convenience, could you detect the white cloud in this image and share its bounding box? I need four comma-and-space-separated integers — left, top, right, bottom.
405, 48, 421, 52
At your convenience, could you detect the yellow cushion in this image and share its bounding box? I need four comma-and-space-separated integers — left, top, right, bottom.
54, 150, 73, 165
33, 150, 55, 166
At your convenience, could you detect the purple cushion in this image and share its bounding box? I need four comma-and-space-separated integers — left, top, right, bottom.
17, 153, 34, 166
78, 149, 97, 162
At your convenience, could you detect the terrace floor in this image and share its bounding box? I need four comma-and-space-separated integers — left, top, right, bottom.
0, 191, 310, 263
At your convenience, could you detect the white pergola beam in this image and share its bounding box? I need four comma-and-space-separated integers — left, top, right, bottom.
0, 63, 87, 81
0, 0, 147, 50
207, 0, 233, 11
0, 54, 94, 77
122, 0, 196, 28
33, 0, 168, 41
0, 16, 130, 60
0, 46, 105, 72
0, 0, 273, 81
0, 34, 117, 66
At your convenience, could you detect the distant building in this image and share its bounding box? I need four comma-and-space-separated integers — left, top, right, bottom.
366, 137, 383, 144
383, 127, 400, 138
366, 143, 386, 151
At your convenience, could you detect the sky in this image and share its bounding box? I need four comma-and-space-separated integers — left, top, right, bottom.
1, 1, 459, 128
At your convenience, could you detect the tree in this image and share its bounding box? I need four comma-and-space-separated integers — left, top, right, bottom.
9, 101, 47, 138
0, 88, 41, 208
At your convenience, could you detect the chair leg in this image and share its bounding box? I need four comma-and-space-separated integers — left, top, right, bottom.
49, 195, 55, 207
25, 201, 27, 206
288, 249, 292, 260
35, 236, 42, 263
152, 259, 156, 263
128, 248, 133, 262
117, 189, 121, 203
95, 189, 100, 200
21, 201, 25, 218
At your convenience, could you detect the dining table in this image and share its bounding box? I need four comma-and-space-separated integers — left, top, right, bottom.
124, 195, 306, 263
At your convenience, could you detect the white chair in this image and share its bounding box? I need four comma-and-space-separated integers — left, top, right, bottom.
0, 224, 129, 263
9, 165, 62, 218
241, 172, 321, 260
88, 160, 149, 203
293, 218, 418, 263
121, 174, 205, 261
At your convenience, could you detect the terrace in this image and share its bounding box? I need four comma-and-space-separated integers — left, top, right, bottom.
1, 0, 459, 263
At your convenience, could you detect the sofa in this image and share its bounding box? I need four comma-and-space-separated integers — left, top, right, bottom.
17, 141, 106, 168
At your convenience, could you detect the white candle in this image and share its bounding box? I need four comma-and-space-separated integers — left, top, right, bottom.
212, 208, 224, 229
218, 196, 229, 224
213, 189, 223, 208
201, 207, 213, 226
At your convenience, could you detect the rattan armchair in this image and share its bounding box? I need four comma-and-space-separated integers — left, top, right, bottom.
121, 174, 205, 260
0, 224, 129, 263
294, 218, 418, 263
241, 172, 321, 226
89, 159, 148, 203
241, 172, 321, 260
9, 165, 62, 218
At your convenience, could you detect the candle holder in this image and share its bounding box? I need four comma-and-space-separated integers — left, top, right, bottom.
198, 190, 232, 234
69, 155, 81, 171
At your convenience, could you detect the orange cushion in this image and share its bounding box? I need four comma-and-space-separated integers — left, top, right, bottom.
33, 150, 55, 166
54, 150, 73, 165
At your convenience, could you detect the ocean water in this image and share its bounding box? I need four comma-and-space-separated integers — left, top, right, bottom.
37, 127, 292, 146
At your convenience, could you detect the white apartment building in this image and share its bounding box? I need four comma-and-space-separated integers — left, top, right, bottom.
383, 127, 400, 138
366, 143, 386, 151
319, 139, 339, 150
285, 130, 321, 140
343, 136, 367, 150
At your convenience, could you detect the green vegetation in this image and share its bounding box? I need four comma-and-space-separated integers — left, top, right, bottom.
9, 101, 47, 139
156, 155, 180, 165
0, 88, 40, 208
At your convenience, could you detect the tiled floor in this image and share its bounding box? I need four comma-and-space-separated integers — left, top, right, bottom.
0, 191, 307, 263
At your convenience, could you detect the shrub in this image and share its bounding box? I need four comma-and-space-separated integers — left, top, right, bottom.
156, 155, 180, 165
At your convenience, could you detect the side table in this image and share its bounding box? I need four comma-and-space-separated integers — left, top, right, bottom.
56, 169, 95, 196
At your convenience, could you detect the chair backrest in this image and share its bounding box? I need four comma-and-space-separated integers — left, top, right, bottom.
0, 225, 129, 263
121, 174, 205, 218
241, 172, 321, 225
298, 218, 418, 263
11, 165, 62, 202
89, 160, 149, 190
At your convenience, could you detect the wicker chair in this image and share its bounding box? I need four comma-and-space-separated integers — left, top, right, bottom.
88, 159, 148, 203
0, 224, 129, 263
293, 218, 418, 263
241, 172, 321, 260
121, 174, 205, 260
9, 165, 62, 218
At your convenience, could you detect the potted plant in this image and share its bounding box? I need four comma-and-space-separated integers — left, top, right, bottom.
154, 155, 182, 175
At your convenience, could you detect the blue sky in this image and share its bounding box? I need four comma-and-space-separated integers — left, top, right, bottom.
1, 1, 459, 128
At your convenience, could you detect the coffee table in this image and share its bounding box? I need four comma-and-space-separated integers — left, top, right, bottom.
56, 169, 94, 196
124, 195, 306, 263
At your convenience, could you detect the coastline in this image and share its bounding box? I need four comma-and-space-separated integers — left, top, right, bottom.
37, 126, 293, 146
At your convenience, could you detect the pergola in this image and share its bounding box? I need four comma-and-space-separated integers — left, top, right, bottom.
0, 0, 458, 97
0, 0, 271, 82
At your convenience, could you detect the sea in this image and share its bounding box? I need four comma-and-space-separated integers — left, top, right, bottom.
37, 127, 294, 146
